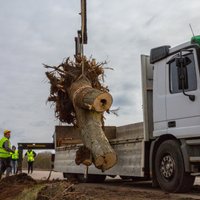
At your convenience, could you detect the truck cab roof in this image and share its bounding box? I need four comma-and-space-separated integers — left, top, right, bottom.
150, 36, 200, 64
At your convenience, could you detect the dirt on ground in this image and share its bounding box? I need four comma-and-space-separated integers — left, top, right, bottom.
0, 173, 37, 200
1, 173, 200, 200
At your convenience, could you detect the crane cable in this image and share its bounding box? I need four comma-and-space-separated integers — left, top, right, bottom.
81, 0, 86, 76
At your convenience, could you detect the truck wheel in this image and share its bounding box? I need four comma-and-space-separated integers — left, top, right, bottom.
77, 174, 106, 183
155, 140, 195, 193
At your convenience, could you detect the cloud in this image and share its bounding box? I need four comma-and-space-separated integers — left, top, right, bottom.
0, 0, 200, 146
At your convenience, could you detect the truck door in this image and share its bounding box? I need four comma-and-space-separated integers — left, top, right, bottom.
166, 48, 200, 138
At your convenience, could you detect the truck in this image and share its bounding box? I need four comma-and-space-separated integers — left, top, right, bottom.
52, 36, 200, 193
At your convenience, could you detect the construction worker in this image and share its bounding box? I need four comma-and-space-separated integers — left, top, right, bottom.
25, 148, 36, 174
0, 129, 14, 179
10, 145, 19, 174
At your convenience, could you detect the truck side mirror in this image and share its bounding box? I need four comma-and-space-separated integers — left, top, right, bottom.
175, 56, 195, 102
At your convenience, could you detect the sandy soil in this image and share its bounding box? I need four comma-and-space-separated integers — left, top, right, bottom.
0, 171, 200, 200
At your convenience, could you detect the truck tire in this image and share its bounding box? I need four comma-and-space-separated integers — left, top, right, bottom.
155, 140, 195, 193
77, 174, 106, 183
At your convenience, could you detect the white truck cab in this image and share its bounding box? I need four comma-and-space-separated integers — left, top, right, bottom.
152, 40, 200, 139
147, 36, 200, 192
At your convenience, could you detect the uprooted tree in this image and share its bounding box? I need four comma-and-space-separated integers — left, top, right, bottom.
44, 56, 117, 171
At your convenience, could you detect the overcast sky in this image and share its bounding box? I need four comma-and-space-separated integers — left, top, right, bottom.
1, 0, 200, 147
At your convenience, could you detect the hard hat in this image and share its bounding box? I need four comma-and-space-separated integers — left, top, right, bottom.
4, 129, 11, 134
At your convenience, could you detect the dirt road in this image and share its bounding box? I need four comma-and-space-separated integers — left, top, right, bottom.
28, 170, 200, 200
1, 171, 200, 200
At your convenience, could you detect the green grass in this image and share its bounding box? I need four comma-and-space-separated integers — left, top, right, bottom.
15, 184, 45, 200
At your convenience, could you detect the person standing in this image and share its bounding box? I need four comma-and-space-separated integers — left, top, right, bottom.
0, 129, 14, 179
10, 145, 19, 174
25, 148, 36, 174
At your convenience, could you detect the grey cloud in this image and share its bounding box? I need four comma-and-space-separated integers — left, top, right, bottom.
1, 0, 200, 141
112, 95, 133, 108
30, 120, 49, 128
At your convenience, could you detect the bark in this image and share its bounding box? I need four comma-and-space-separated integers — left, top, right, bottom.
69, 78, 112, 112
69, 77, 117, 171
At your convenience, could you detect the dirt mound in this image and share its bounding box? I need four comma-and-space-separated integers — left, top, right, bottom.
0, 173, 37, 200
0, 173, 199, 200
0, 173, 85, 200
0, 173, 36, 185
36, 181, 87, 200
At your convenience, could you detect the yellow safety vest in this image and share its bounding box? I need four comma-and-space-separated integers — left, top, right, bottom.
27, 151, 34, 162
11, 150, 19, 160
0, 137, 11, 158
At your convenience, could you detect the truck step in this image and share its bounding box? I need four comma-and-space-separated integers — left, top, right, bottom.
186, 139, 200, 145
189, 156, 200, 162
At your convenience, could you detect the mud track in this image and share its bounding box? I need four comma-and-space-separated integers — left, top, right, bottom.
1, 173, 200, 200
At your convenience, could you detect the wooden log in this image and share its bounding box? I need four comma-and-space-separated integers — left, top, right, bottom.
69, 78, 112, 112
76, 108, 117, 171
68, 77, 117, 171
75, 146, 92, 166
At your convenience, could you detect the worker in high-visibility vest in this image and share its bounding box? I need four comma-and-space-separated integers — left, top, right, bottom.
25, 148, 36, 174
0, 129, 14, 179
10, 145, 19, 174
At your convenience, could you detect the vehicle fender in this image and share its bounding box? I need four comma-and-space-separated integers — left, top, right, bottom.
180, 139, 190, 172
149, 139, 158, 178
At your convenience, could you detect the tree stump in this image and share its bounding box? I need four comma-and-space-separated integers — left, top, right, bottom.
45, 57, 117, 171
69, 77, 117, 171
